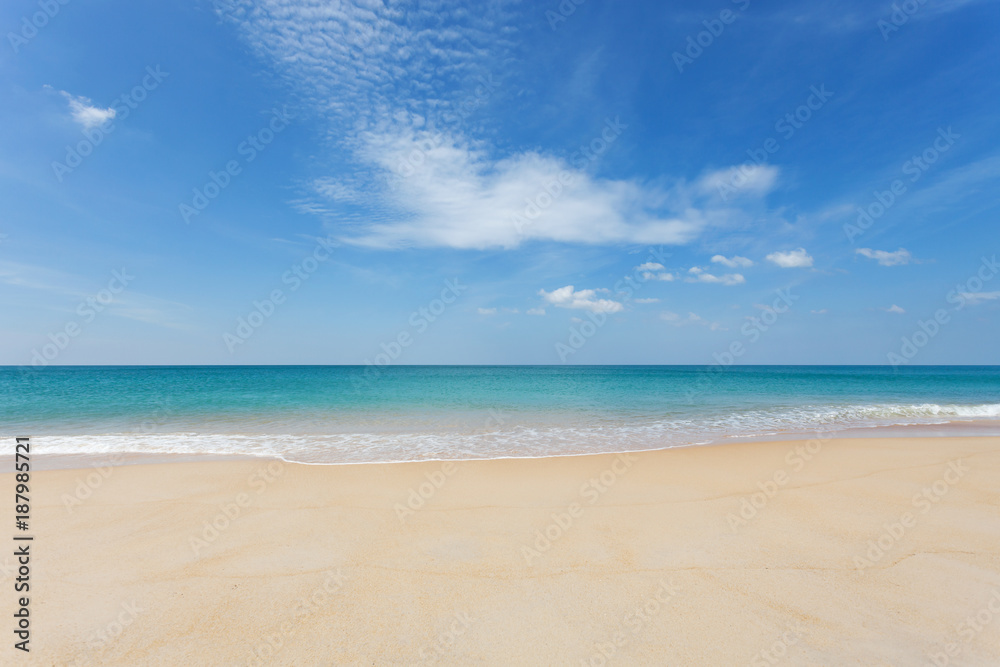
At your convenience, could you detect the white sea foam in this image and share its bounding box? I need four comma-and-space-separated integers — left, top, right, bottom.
24, 402, 1000, 464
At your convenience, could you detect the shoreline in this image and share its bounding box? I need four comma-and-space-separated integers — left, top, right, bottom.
6, 419, 1000, 471
6, 435, 1000, 664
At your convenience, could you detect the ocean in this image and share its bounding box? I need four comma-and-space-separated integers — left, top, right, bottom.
2, 365, 999, 464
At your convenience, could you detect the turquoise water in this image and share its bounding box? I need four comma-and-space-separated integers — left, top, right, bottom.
2, 366, 998, 463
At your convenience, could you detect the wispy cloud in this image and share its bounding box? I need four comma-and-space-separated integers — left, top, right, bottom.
222, 0, 779, 250
685, 267, 745, 285
59, 91, 116, 129
960, 291, 1000, 305
661, 310, 726, 330
856, 247, 913, 266
711, 254, 753, 268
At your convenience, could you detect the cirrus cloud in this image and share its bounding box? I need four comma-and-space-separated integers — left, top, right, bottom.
222, 0, 781, 251
856, 248, 913, 266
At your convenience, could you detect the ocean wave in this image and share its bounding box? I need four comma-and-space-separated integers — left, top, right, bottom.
22, 402, 1000, 464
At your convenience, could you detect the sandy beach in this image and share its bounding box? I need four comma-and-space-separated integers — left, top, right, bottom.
7, 435, 1000, 665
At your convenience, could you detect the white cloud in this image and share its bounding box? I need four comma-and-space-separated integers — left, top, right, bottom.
539, 286, 623, 313
223, 1, 780, 250
960, 291, 1000, 305
711, 254, 753, 268
634, 297, 659, 304
60, 91, 115, 129
635, 262, 665, 272
661, 310, 724, 329
526, 307, 546, 315
856, 248, 913, 266
343, 135, 721, 249
477, 307, 497, 315
642, 271, 677, 281
685, 267, 745, 285
885, 304, 905, 314
696, 164, 779, 199
766, 248, 814, 268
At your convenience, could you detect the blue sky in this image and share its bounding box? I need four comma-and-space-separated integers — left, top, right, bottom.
1, 0, 998, 365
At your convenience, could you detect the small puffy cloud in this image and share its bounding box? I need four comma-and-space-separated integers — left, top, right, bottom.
634, 297, 659, 304
60, 91, 116, 129
635, 262, 665, 272
539, 286, 624, 313
526, 308, 546, 315
885, 304, 905, 314
856, 248, 913, 266
685, 267, 745, 285
642, 271, 677, 281
477, 307, 497, 315
960, 291, 1000, 305
711, 254, 753, 269
766, 248, 813, 268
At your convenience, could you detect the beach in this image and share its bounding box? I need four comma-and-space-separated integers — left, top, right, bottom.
9, 435, 1000, 665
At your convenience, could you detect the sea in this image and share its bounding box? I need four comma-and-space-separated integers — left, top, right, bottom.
2, 365, 999, 464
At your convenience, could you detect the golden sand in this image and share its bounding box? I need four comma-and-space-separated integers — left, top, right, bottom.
6, 436, 1000, 665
